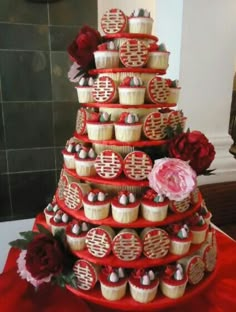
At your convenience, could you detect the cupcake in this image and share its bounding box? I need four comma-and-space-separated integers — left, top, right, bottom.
62, 141, 80, 169
86, 225, 115, 258
112, 229, 142, 261
50, 211, 70, 236
100, 267, 127, 301
66, 221, 90, 251
86, 111, 114, 141
168, 224, 192, 256
83, 189, 110, 220
74, 147, 97, 177
166, 79, 181, 104
188, 213, 208, 244
43, 202, 58, 225
118, 76, 146, 105
129, 9, 153, 35
114, 112, 142, 142
94, 41, 119, 69
111, 191, 140, 224
129, 269, 159, 303
147, 43, 170, 70
160, 264, 188, 299
141, 189, 169, 222
199, 200, 212, 225
75, 76, 94, 103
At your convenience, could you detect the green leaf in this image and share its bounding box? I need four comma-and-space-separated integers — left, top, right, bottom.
19, 231, 38, 242
9, 238, 29, 250
36, 223, 52, 236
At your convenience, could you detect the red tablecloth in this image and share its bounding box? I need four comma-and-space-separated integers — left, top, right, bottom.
0, 231, 236, 312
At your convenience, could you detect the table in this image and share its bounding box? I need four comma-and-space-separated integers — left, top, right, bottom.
0, 230, 235, 312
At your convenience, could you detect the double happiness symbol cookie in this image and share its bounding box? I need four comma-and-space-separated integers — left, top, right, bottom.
120, 39, 149, 67
92, 76, 117, 103
123, 151, 152, 180
146, 77, 170, 103
101, 9, 127, 34
75, 108, 87, 135
95, 150, 123, 179
143, 112, 167, 140
73, 259, 98, 290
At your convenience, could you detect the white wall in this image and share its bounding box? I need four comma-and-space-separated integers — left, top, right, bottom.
0, 219, 34, 272
179, 0, 236, 184
156, 0, 183, 80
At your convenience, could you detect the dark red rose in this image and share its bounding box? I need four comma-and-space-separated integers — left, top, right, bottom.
25, 234, 64, 280
67, 25, 102, 71
168, 131, 215, 175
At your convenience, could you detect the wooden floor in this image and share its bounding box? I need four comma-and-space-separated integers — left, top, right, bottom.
199, 181, 236, 240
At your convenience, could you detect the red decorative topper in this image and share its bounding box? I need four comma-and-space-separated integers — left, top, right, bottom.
143, 111, 167, 140
92, 76, 117, 103
146, 77, 170, 103
123, 151, 153, 181
101, 9, 128, 34
120, 39, 149, 67
95, 150, 123, 179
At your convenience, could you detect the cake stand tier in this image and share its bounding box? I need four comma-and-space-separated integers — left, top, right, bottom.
81, 102, 176, 108
103, 32, 158, 42
56, 194, 202, 229
66, 268, 217, 311
64, 167, 150, 187
74, 133, 169, 147
71, 242, 203, 269
89, 67, 166, 76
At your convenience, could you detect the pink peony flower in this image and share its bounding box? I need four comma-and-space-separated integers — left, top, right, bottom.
148, 158, 197, 201
17, 250, 53, 288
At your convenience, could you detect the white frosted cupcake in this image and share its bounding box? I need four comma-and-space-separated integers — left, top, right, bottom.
141, 189, 169, 222
66, 221, 90, 251
147, 43, 170, 70
76, 76, 94, 103
160, 264, 188, 299
43, 203, 57, 225
86, 112, 113, 141
166, 79, 181, 104
188, 213, 208, 244
50, 211, 70, 236
118, 76, 146, 105
129, 9, 153, 35
168, 224, 192, 256
111, 191, 140, 224
83, 189, 110, 220
114, 112, 142, 142
74, 147, 96, 177
100, 267, 127, 301
129, 269, 159, 303
62, 141, 81, 169
94, 41, 119, 69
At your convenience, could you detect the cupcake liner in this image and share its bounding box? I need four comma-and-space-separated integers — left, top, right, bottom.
76, 87, 93, 103
129, 281, 158, 303
111, 204, 139, 224
141, 202, 168, 222
83, 201, 110, 220
114, 124, 142, 142
75, 159, 96, 177
87, 123, 114, 140
129, 17, 153, 35
100, 281, 127, 301
66, 235, 86, 251
160, 279, 187, 299
169, 239, 192, 256
118, 87, 146, 105
94, 51, 120, 69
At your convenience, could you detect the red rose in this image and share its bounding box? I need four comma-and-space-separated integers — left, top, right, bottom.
25, 234, 64, 280
67, 25, 102, 71
168, 131, 215, 175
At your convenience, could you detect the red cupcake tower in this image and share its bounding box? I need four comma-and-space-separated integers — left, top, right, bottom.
53, 8, 217, 311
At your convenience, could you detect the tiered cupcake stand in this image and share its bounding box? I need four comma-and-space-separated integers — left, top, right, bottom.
53, 29, 217, 310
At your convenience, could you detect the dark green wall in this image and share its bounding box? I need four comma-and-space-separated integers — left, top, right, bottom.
0, 0, 97, 221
